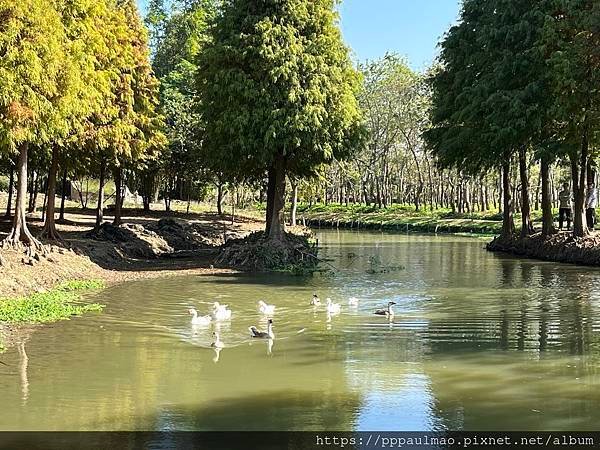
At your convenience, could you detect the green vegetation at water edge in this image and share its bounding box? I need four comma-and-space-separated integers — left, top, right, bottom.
0, 280, 105, 324
295, 203, 556, 236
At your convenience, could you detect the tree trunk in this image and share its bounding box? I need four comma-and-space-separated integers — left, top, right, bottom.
216, 181, 224, 216
27, 170, 38, 214
113, 167, 123, 226
58, 168, 67, 222
290, 180, 298, 227
266, 152, 286, 240
5, 166, 14, 218
40, 146, 61, 240
518, 146, 534, 237
571, 126, 589, 238
265, 168, 276, 234
540, 156, 556, 237
3, 143, 42, 249
95, 160, 106, 230
501, 159, 515, 238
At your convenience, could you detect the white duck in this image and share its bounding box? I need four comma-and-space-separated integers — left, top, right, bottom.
348, 297, 359, 306
374, 301, 397, 317
212, 302, 232, 320
188, 308, 212, 326
326, 298, 341, 314
310, 293, 321, 306
211, 332, 224, 349
249, 319, 275, 339
258, 300, 276, 315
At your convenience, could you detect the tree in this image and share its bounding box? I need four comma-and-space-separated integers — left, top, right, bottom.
426, 0, 552, 238
148, 0, 214, 213
197, 0, 364, 240
87, 0, 164, 230
356, 55, 430, 211
545, 0, 600, 237
0, 0, 67, 250
39, 0, 120, 240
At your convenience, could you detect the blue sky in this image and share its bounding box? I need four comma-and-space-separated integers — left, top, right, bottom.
137, 0, 462, 70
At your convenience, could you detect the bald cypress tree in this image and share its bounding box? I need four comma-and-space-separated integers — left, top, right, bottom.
0, 0, 66, 250
197, 0, 364, 240
40, 0, 119, 240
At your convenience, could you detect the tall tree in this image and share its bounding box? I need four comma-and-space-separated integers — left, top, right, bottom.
545, 0, 600, 237
426, 0, 552, 238
0, 0, 67, 250
197, 0, 364, 240
150, 0, 214, 214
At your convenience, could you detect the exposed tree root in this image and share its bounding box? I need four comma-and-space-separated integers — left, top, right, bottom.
38, 224, 63, 242
2, 228, 49, 265
216, 231, 319, 272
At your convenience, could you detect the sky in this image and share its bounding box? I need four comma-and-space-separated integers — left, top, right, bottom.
137, 0, 462, 71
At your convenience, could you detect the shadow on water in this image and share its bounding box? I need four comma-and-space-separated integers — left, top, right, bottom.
142, 390, 362, 431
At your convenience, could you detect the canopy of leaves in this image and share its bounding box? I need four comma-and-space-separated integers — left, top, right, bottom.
0, 0, 67, 150
196, 0, 365, 181
425, 0, 551, 172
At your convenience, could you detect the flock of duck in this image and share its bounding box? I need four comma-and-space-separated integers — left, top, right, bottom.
187, 294, 398, 349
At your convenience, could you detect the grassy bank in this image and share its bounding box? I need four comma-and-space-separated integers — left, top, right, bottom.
296, 204, 509, 235
0, 280, 105, 324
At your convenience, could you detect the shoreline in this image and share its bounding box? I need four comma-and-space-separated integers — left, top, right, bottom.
301, 217, 498, 237
0, 207, 264, 301
299, 210, 503, 236
486, 232, 600, 267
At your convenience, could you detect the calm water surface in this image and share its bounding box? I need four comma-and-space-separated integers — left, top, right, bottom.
2, 230, 600, 431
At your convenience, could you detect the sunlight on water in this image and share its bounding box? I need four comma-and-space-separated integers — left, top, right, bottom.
2, 230, 600, 430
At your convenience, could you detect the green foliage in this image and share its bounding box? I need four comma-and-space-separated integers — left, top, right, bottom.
425, 0, 551, 172
0, 280, 105, 324
147, 0, 215, 198
545, 0, 600, 151
196, 0, 365, 181
0, 0, 67, 150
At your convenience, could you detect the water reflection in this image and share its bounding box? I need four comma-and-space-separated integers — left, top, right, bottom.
17, 342, 29, 406
1, 231, 600, 430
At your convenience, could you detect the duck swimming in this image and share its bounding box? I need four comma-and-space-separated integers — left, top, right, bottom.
310, 293, 321, 306
258, 300, 276, 315
249, 319, 275, 339
374, 301, 397, 317
188, 308, 212, 326
348, 297, 359, 306
326, 298, 341, 314
211, 302, 232, 320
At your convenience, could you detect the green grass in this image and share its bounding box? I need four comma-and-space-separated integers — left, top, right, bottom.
296, 203, 510, 236
0, 280, 105, 324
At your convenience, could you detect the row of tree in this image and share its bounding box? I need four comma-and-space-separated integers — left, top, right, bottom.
426, 0, 599, 238
0, 0, 164, 250
4, 0, 598, 253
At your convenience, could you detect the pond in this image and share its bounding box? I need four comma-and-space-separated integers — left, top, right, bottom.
2, 230, 600, 431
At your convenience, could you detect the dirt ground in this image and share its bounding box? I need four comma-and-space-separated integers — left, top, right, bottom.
0, 203, 267, 298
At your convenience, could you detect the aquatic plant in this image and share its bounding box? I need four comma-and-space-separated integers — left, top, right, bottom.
0, 280, 105, 324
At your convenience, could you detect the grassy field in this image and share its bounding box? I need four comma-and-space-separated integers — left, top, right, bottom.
295, 203, 546, 236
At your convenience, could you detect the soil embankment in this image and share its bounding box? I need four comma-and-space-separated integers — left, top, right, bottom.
0, 208, 265, 298
487, 232, 600, 266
